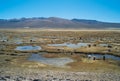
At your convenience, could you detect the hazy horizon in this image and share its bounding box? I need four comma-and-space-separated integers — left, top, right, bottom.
0, 0, 120, 23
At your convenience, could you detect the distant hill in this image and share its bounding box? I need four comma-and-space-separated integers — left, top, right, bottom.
0, 17, 120, 29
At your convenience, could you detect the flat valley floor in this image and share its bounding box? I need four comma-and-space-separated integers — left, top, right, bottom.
0, 29, 120, 81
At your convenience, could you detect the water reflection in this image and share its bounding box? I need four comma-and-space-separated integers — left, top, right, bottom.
15, 46, 41, 51
88, 54, 120, 61
48, 43, 90, 48
28, 54, 73, 67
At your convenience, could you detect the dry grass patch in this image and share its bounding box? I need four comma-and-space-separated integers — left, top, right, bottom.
10, 56, 47, 68
76, 46, 109, 53
67, 57, 120, 72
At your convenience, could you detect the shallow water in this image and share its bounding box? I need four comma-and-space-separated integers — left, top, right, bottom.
88, 54, 120, 61
48, 43, 90, 48
28, 54, 74, 67
48, 43, 110, 48
14, 38, 23, 44
15, 46, 41, 51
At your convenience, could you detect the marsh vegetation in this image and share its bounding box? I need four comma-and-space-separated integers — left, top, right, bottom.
0, 29, 120, 81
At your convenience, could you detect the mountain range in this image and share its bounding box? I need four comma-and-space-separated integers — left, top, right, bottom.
0, 17, 120, 29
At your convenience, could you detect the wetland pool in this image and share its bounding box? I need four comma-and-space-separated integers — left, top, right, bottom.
48, 43, 108, 48
28, 54, 74, 67
48, 43, 90, 48
28, 53, 120, 67
88, 54, 120, 61
15, 46, 42, 51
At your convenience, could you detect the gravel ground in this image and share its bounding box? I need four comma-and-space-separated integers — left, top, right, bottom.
0, 67, 120, 81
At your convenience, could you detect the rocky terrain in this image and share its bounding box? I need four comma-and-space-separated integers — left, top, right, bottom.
0, 67, 120, 81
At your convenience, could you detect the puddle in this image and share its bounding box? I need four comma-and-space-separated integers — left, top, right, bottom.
0, 45, 6, 49
28, 54, 74, 67
15, 46, 41, 51
15, 41, 23, 44
88, 54, 120, 61
48, 43, 90, 48
48, 43, 110, 48
14, 38, 23, 44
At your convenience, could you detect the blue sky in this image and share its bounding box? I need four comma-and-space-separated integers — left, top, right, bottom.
0, 0, 120, 22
